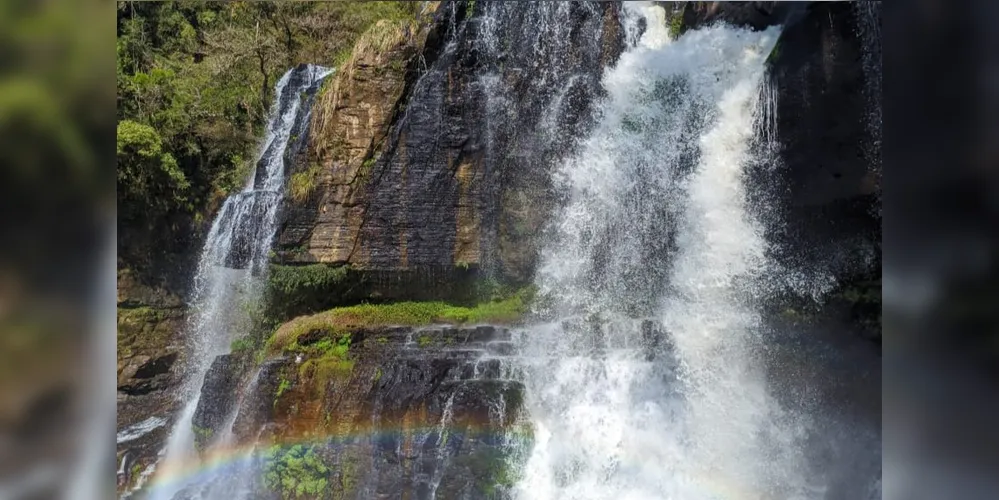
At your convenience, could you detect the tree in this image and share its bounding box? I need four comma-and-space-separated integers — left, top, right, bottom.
117, 120, 189, 220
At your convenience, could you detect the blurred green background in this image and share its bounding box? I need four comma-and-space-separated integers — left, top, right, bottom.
0, 0, 114, 497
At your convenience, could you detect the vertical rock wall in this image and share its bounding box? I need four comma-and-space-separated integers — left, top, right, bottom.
276, 1, 625, 286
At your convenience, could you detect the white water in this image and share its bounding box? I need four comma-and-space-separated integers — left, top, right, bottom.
148, 65, 331, 500
514, 5, 811, 499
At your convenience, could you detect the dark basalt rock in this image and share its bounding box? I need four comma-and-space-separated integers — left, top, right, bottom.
192, 354, 242, 448
234, 325, 525, 499
277, 1, 626, 290
665, 1, 806, 32
761, 3, 882, 347
665, 3, 881, 345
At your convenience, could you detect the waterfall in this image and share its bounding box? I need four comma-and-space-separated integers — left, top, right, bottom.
514, 4, 815, 499
146, 64, 331, 500
854, 1, 882, 174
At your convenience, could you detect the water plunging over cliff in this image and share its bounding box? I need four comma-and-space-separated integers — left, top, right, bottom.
513, 5, 824, 499
146, 64, 331, 500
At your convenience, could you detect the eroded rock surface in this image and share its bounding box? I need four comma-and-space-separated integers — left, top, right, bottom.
233, 325, 526, 499
277, 2, 625, 287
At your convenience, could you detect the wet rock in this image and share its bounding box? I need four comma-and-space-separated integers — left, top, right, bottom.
231, 358, 289, 442
235, 324, 525, 499
277, 1, 625, 288
192, 354, 242, 448
762, 3, 881, 345
669, 2, 805, 32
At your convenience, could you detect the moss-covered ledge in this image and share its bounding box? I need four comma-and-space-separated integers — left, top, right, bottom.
264, 288, 533, 357
264, 262, 531, 322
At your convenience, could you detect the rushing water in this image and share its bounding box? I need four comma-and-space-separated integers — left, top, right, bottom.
145, 65, 331, 500
511, 4, 875, 499
120, 3, 882, 498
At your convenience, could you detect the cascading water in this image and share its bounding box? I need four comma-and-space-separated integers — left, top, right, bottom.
144, 64, 331, 500
513, 4, 824, 499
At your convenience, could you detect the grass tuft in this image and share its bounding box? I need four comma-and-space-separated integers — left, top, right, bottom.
287, 162, 323, 203
265, 289, 533, 355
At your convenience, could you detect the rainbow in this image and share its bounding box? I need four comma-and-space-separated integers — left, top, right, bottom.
142, 425, 534, 496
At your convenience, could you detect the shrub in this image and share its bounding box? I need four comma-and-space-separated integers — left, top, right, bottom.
262, 444, 329, 500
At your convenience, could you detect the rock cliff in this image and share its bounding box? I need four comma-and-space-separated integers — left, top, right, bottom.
275, 2, 625, 288
115, 2, 882, 495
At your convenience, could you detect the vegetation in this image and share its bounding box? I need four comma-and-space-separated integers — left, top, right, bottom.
262, 444, 330, 500
269, 264, 351, 299
287, 162, 324, 203
116, 1, 424, 267
266, 264, 355, 320
462, 446, 520, 498
667, 11, 685, 40
275, 378, 292, 402
266, 288, 534, 355
192, 424, 214, 451
311, 14, 423, 161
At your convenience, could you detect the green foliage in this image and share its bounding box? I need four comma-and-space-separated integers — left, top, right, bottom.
668, 12, 684, 40
417, 334, 433, 348
262, 444, 330, 500
266, 264, 353, 320
463, 446, 520, 497
288, 162, 323, 203
291, 332, 352, 360
267, 288, 533, 354
192, 424, 214, 451
269, 264, 350, 297
117, 120, 190, 218
275, 378, 292, 402
299, 357, 356, 394
3, 0, 112, 209
230, 335, 261, 356
116, 2, 423, 264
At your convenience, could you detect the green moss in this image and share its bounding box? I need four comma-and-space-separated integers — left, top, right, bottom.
462, 446, 520, 497
130, 462, 143, 480
266, 287, 533, 354
269, 264, 350, 297
275, 378, 292, 402
417, 334, 433, 347
373, 367, 383, 382
766, 37, 782, 65
668, 13, 684, 40
262, 444, 330, 500
333, 449, 362, 499
359, 157, 376, 182
299, 357, 356, 397
192, 424, 214, 451
230, 335, 260, 355
265, 264, 354, 320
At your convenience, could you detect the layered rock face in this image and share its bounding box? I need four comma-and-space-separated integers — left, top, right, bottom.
276, 2, 625, 285
116, 269, 187, 489
115, 2, 882, 496
201, 325, 524, 499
